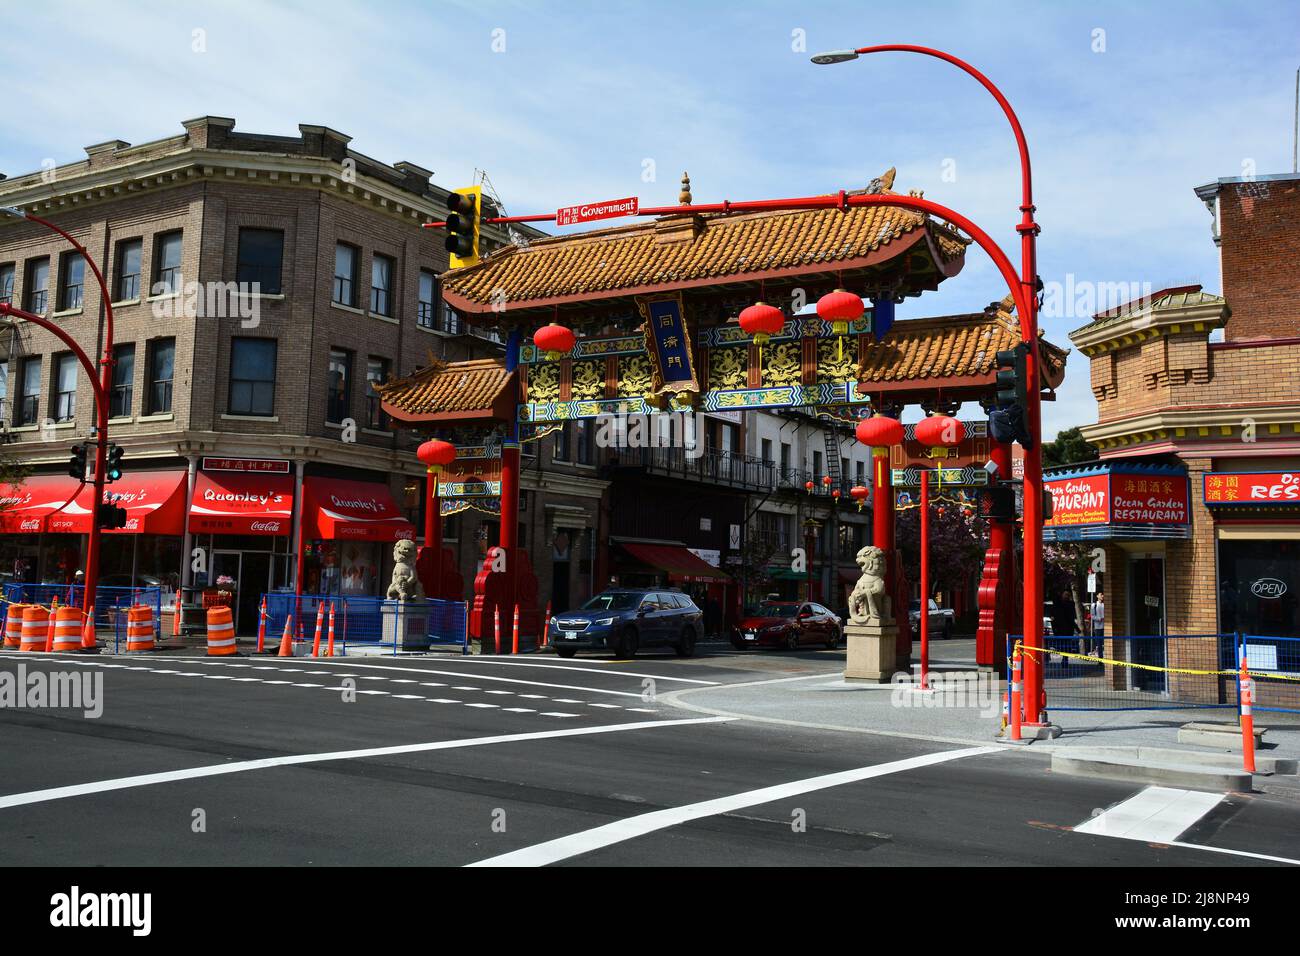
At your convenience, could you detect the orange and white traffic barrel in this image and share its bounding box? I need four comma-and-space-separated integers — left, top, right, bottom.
4, 604, 27, 648
126, 605, 156, 652
206, 606, 237, 656
51, 605, 86, 652
20, 605, 49, 652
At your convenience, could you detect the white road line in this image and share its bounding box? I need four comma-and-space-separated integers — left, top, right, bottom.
468, 746, 998, 867
81, 654, 652, 699
0, 717, 732, 810
1074, 786, 1300, 865
405, 655, 720, 685
1075, 787, 1223, 843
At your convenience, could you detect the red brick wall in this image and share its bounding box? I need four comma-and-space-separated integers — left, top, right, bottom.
1217, 178, 1300, 341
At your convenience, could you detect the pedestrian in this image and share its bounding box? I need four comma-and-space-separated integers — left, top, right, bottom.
1089, 591, 1105, 657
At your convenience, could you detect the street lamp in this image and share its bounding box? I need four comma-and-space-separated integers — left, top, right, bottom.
0, 205, 116, 622
812, 44, 1049, 729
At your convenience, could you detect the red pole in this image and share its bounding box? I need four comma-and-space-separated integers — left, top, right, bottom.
425, 467, 443, 597
919, 468, 930, 689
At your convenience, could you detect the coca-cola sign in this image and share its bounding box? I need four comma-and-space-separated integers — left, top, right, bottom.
249, 520, 283, 533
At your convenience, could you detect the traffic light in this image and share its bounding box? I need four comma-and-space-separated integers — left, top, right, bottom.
106, 443, 124, 482
68, 443, 88, 480
96, 502, 127, 530
995, 343, 1028, 407
976, 485, 1018, 522
445, 186, 483, 269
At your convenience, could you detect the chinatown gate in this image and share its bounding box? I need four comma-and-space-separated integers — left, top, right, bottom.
377, 170, 1068, 669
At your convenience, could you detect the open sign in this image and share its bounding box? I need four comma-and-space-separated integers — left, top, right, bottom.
1251, 578, 1288, 599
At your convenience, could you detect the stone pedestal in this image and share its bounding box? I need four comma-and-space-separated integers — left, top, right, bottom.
844, 621, 898, 683
382, 601, 430, 651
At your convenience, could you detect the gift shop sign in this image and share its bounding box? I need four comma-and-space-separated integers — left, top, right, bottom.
1204, 471, 1300, 505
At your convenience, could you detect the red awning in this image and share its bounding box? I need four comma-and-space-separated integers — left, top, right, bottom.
0, 472, 188, 535
302, 477, 416, 542
619, 543, 731, 583
0, 476, 79, 533
189, 470, 294, 535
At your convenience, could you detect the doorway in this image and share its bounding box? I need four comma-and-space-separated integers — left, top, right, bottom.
1128, 554, 1167, 693
213, 550, 274, 635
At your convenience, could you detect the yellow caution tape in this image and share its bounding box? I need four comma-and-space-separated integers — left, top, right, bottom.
1021, 644, 1300, 683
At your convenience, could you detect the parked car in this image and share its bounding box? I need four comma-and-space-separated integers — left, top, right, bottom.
548, 588, 702, 659
732, 601, 841, 651
908, 599, 954, 640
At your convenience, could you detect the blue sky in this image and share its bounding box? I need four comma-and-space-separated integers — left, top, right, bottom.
3, 0, 1298, 435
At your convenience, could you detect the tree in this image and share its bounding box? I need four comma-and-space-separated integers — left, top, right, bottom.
895, 499, 987, 607
1042, 426, 1098, 468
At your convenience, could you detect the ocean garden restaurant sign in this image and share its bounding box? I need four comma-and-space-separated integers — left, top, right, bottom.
1203, 471, 1300, 506
1043, 464, 1191, 541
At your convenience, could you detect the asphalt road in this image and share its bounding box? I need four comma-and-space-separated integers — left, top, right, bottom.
2, 645, 1298, 867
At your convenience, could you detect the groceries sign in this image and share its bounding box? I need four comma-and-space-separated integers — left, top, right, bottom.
1046, 472, 1190, 528
1204, 471, 1300, 505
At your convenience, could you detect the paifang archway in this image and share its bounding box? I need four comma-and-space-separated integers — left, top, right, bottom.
378, 171, 1068, 664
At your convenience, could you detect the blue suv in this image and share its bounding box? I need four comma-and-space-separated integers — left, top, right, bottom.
548, 588, 702, 659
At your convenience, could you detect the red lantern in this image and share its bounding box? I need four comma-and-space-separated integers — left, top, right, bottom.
855, 414, 904, 456
804, 480, 814, 494
822, 475, 832, 487
417, 439, 457, 475
914, 415, 965, 448
534, 323, 576, 361
831, 488, 842, 501
816, 288, 865, 336
738, 302, 786, 346
850, 485, 870, 511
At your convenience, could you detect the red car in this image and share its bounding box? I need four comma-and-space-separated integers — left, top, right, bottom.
732, 601, 841, 651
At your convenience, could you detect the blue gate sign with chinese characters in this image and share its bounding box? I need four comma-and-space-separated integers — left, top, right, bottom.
638, 294, 699, 397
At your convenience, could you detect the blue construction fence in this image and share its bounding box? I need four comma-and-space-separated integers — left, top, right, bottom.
1011, 633, 1300, 714
261, 593, 468, 655
2, 583, 164, 652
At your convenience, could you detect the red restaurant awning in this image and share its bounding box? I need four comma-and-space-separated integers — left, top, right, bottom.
0, 472, 188, 535
619, 542, 730, 583
301, 477, 416, 542
189, 470, 294, 535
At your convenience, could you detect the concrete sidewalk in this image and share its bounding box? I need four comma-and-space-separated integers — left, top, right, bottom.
664, 639, 1300, 764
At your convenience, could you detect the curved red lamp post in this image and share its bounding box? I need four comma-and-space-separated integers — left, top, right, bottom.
813, 43, 1047, 725
0, 207, 115, 620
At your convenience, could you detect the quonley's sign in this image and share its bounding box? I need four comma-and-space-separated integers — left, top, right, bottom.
1204, 471, 1300, 504
1046, 472, 1191, 527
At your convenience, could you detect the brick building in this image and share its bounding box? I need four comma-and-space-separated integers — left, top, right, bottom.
1056, 171, 1300, 690
0, 116, 557, 633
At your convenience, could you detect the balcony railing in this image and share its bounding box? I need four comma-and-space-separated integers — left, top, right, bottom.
611, 445, 775, 492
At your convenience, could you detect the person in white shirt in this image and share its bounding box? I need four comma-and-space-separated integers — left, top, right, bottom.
1089, 592, 1105, 656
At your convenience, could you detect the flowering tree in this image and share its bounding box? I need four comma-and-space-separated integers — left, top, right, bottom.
895, 501, 987, 605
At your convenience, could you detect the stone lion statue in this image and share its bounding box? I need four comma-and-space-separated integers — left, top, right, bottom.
848, 545, 890, 625
386, 538, 426, 601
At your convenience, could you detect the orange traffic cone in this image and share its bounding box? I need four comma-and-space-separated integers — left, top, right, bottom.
80, 613, 96, 651
542, 600, 552, 648
325, 602, 337, 657
494, 606, 503, 655
44, 603, 57, 652
511, 605, 520, 655
173, 596, 183, 639
311, 602, 325, 657
254, 597, 268, 653
277, 615, 294, 657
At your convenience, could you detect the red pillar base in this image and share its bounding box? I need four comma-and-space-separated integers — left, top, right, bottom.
468, 547, 540, 654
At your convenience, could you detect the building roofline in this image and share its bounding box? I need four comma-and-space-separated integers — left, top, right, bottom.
1194, 171, 1300, 200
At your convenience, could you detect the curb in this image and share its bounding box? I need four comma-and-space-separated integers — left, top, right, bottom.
1051, 747, 1255, 791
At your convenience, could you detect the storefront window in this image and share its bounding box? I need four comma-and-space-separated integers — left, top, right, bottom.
1219, 537, 1300, 638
